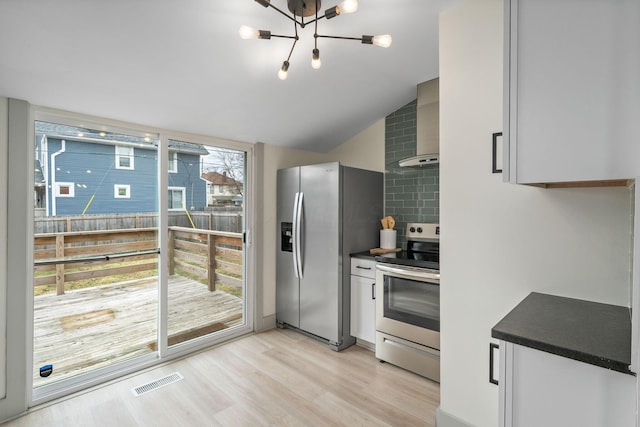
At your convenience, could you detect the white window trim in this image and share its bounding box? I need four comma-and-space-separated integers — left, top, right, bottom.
55, 182, 75, 197
168, 151, 177, 173
115, 145, 134, 170
168, 186, 185, 211
114, 184, 131, 199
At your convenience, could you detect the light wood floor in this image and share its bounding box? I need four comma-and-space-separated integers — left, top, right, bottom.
6, 328, 440, 426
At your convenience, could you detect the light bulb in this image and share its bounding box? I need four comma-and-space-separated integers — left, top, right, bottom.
311, 49, 321, 69
338, 0, 358, 14
278, 61, 290, 80
372, 34, 392, 48
239, 25, 259, 39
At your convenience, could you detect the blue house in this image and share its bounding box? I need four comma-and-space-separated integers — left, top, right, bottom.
35, 122, 208, 216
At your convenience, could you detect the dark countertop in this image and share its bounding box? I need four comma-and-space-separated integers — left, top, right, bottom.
350, 251, 376, 260
492, 292, 633, 375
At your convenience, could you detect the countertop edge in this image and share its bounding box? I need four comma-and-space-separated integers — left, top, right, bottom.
492, 292, 634, 376
491, 329, 635, 376
350, 251, 376, 260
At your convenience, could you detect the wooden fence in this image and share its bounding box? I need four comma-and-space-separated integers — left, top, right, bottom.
34, 227, 243, 295
34, 211, 243, 234
169, 227, 243, 292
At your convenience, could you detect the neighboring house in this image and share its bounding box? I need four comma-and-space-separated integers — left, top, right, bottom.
35, 122, 209, 216
201, 171, 243, 206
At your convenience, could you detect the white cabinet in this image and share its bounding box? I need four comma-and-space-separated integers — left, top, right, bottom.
503, 0, 640, 184
499, 342, 635, 427
350, 257, 376, 344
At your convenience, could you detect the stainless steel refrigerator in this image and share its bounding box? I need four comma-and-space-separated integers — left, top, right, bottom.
276, 162, 383, 351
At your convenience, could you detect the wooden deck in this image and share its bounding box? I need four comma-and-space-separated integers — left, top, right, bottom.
33, 275, 243, 388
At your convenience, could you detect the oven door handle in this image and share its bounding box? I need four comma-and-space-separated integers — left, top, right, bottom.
376, 264, 440, 282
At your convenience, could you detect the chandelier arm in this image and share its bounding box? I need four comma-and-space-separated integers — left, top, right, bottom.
283, 12, 299, 63
270, 34, 298, 39
316, 34, 363, 42
285, 38, 298, 63
305, 14, 328, 25
262, 2, 305, 27
314, 0, 319, 50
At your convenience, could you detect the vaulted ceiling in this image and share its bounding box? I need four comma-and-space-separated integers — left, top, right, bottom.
0, 0, 460, 152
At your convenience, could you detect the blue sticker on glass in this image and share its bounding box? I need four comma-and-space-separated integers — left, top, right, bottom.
39, 364, 53, 378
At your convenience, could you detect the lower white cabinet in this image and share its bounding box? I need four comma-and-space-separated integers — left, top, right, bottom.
350, 257, 376, 344
499, 342, 635, 427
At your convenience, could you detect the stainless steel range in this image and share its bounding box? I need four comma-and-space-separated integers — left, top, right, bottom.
374, 222, 440, 382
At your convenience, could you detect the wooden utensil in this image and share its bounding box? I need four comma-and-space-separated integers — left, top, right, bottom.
370, 247, 401, 255
381, 216, 395, 229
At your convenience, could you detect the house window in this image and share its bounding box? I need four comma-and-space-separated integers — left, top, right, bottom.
115, 146, 134, 170
168, 152, 177, 173
168, 187, 185, 210
114, 184, 131, 199
55, 182, 75, 197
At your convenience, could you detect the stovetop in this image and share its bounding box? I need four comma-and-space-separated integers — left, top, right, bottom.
374, 251, 440, 270
374, 222, 440, 270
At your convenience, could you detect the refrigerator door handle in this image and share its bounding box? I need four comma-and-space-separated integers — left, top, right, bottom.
292, 192, 300, 279
295, 192, 304, 278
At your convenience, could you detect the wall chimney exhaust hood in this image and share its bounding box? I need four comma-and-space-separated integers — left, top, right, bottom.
399, 78, 439, 167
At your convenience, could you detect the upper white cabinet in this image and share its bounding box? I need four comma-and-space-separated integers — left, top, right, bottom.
503, 0, 640, 185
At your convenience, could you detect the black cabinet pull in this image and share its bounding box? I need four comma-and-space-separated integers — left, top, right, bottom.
372, 283, 375, 300
356, 266, 372, 270
489, 343, 499, 385
492, 132, 503, 174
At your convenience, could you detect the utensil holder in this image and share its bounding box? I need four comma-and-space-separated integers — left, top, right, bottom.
380, 229, 397, 249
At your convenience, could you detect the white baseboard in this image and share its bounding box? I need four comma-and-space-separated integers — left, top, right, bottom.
436, 407, 475, 427
355, 338, 375, 352
254, 314, 276, 332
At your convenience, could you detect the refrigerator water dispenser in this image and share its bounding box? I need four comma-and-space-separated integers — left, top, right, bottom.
281, 222, 293, 252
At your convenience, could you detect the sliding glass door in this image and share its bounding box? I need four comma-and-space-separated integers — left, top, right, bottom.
31, 114, 252, 402
165, 142, 247, 349
32, 120, 160, 391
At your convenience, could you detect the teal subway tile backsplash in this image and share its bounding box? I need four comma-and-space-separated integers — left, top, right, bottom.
384, 99, 439, 248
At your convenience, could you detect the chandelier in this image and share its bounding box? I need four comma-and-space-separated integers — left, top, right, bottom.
239, 0, 392, 80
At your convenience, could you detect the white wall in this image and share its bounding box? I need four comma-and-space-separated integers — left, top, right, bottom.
438, 1, 633, 426
327, 118, 385, 172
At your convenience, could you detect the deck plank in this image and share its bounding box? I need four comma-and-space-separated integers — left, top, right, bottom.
33, 275, 242, 388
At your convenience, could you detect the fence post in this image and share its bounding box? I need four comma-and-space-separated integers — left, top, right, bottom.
168, 228, 175, 276
55, 234, 65, 295
207, 234, 216, 292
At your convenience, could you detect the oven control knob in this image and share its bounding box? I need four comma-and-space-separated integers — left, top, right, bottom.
417, 227, 423, 233
409, 227, 416, 233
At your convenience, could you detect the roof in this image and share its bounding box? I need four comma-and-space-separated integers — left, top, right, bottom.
201, 171, 243, 186
167, 140, 209, 156
35, 121, 209, 155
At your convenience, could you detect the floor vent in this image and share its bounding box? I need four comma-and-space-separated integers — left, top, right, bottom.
131, 372, 184, 397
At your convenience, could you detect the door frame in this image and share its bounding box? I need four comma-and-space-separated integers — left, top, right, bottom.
0, 98, 32, 421
0, 102, 256, 412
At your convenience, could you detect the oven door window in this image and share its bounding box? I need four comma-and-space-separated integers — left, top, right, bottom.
383, 275, 439, 331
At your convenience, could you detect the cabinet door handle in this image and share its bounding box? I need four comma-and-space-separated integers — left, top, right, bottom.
372, 283, 376, 300
356, 266, 372, 270
492, 132, 503, 174
489, 343, 499, 385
